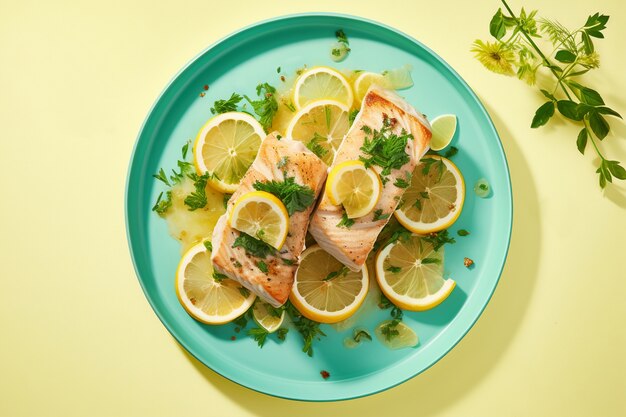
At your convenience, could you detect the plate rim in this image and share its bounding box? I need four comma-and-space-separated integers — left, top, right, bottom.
125, 12, 513, 402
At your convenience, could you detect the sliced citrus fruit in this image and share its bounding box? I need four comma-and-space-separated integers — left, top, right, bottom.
429, 114, 457, 151
229, 191, 288, 250
395, 156, 465, 234
375, 234, 455, 311
293, 67, 353, 109
285, 99, 350, 165
252, 300, 285, 333
375, 321, 419, 349
176, 241, 256, 324
193, 112, 265, 193
353, 71, 389, 103
290, 245, 369, 323
325, 160, 381, 218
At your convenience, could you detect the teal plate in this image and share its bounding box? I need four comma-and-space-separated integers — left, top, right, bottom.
125, 13, 512, 401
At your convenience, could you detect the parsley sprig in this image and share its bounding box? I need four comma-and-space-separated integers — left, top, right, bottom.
245, 83, 278, 132
210, 93, 243, 114
286, 302, 326, 356
253, 177, 315, 216
359, 117, 413, 184
473, 1, 624, 188
378, 294, 404, 341
232, 232, 277, 259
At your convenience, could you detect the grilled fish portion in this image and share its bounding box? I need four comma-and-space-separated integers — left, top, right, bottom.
308, 85, 432, 271
211, 133, 327, 307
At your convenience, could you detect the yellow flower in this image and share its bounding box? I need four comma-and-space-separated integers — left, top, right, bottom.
471, 40, 516, 75
579, 52, 600, 69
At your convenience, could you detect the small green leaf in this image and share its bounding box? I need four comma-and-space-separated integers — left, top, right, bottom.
457, 229, 470, 236
576, 129, 588, 155
489, 9, 506, 40
540, 89, 556, 101
531, 101, 555, 128
581, 32, 594, 54
579, 87, 605, 106
596, 107, 622, 119
588, 111, 610, 140
607, 161, 626, 180
555, 50, 576, 63
557, 100, 582, 121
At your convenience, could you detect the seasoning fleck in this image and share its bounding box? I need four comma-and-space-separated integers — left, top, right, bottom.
320, 370, 330, 379
464, 257, 474, 268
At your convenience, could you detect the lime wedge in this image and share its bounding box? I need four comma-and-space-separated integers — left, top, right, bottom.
429, 114, 457, 151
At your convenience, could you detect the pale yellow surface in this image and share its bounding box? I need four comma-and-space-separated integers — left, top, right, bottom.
1, 0, 625, 416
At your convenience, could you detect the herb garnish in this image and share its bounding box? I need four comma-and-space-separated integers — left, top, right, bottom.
373, 209, 390, 221
359, 117, 413, 184
393, 171, 412, 189
323, 265, 349, 281
378, 294, 404, 341
212, 271, 227, 282
422, 257, 441, 265
253, 176, 315, 216
286, 301, 326, 356
248, 327, 269, 347
472, 2, 624, 188
153, 168, 171, 186
232, 232, 277, 258
348, 109, 359, 124
245, 83, 278, 132
337, 212, 355, 228
423, 230, 456, 251
184, 172, 214, 210
306, 133, 329, 160
353, 329, 372, 343
203, 241, 213, 252
210, 93, 243, 114
386, 266, 401, 273
457, 229, 470, 236
257, 260, 269, 274
152, 191, 172, 216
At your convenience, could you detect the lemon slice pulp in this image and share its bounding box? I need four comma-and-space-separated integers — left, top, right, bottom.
290, 245, 369, 323
252, 300, 285, 333
229, 191, 289, 250
375, 234, 455, 311
176, 241, 256, 324
325, 160, 381, 218
395, 156, 465, 234
353, 71, 388, 103
193, 112, 265, 193
286, 99, 350, 165
293, 67, 354, 109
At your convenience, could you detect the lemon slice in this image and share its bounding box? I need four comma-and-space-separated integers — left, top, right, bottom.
286, 99, 350, 165
290, 245, 369, 323
176, 241, 256, 324
293, 67, 354, 109
375, 234, 455, 311
193, 112, 265, 193
325, 160, 381, 218
395, 156, 465, 234
252, 300, 285, 333
230, 191, 288, 250
429, 114, 457, 151
375, 321, 419, 349
353, 71, 389, 103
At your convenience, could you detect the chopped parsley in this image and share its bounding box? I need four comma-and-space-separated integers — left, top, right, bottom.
153, 168, 171, 186
232, 232, 277, 258
373, 209, 390, 221
257, 260, 269, 274
353, 329, 372, 343
457, 229, 470, 236
238, 287, 251, 298
184, 172, 214, 210
306, 133, 329, 160
245, 83, 278, 132
444, 146, 458, 159
336, 29, 350, 47
378, 294, 404, 341
286, 301, 326, 357
253, 176, 315, 216
212, 271, 227, 282
223, 193, 231, 209
281, 258, 294, 266
323, 265, 349, 281
284, 101, 296, 112
337, 211, 355, 228
203, 241, 213, 252
423, 230, 456, 251
421, 157, 446, 181
422, 257, 441, 265
348, 109, 359, 124
248, 327, 269, 347
233, 260, 242, 268
359, 117, 413, 184
210, 92, 243, 114
393, 171, 412, 189
386, 265, 401, 273
152, 191, 172, 216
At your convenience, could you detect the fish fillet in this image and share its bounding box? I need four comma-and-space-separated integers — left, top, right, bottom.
308, 85, 432, 271
211, 133, 327, 307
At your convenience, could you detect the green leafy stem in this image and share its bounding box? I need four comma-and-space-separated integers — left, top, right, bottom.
472, 0, 624, 188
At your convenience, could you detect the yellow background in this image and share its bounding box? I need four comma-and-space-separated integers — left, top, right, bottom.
1, 0, 625, 416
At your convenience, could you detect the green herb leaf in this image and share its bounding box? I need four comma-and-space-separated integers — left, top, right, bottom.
203, 241, 213, 252
606, 160, 626, 180
373, 209, 390, 221
386, 266, 401, 273
153, 168, 171, 186
286, 302, 326, 356
257, 260, 269, 274
540, 89, 556, 101
211, 93, 243, 114
443, 146, 459, 159
457, 229, 470, 236
359, 117, 413, 183
421, 257, 441, 264
152, 191, 172, 216
349, 109, 359, 124
244, 83, 278, 132
337, 212, 355, 229
335, 29, 350, 47
576, 129, 588, 154
277, 328, 288, 341
323, 265, 349, 281
248, 327, 269, 348
588, 111, 609, 140
212, 271, 227, 282
596, 107, 622, 119
306, 133, 329, 160
232, 232, 277, 258
253, 176, 315, 216
423, 230, 455, 251
239, 287, 250, 298
531, 101, 555, 128
555, 49, 576, 63
557, 100, 583, 121
489, 9, 506, 40
393, 171, 412, 189
184, 172, 212, 211
353, 329, 372, 343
